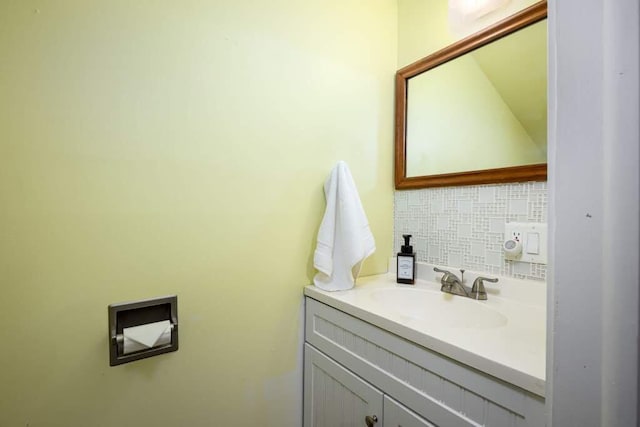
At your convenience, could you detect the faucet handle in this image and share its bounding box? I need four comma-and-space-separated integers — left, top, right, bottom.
470, 276, 499, 300
433, 267, 453, 291
475, 276, 498, 284
433, 267, 456, 282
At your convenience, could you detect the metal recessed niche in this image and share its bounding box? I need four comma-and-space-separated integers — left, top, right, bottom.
108, 295, 178, 366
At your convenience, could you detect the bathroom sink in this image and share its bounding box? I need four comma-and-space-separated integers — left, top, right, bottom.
304, 271, 546, 396
370, 288, 507, 329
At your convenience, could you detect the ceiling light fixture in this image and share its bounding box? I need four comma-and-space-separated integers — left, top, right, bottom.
449, 0, 511, 33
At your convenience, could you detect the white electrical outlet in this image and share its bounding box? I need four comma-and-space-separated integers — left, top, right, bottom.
503, 222, 547, 264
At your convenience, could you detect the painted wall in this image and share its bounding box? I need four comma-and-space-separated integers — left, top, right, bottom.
0, 1, 396, 426
397, 0, 539, 68
547, 0, 639, 424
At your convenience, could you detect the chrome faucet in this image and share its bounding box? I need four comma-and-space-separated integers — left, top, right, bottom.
433, 267, 498, 300
434, 267, 468, 297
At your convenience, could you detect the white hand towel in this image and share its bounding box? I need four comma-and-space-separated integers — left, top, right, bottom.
313, 161, 376, 291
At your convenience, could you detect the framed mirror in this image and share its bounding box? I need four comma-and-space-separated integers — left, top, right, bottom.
394, 1, 547, 189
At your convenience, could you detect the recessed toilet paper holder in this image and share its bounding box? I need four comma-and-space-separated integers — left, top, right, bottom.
108, 295, 178, 366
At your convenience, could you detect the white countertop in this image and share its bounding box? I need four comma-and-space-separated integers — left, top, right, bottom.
304, 266, 546, 397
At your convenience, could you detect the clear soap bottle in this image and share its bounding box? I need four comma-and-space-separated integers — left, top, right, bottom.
397, 234, 416, 284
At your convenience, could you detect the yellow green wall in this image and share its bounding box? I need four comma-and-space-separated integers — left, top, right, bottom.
0, 1, 396, 426
398, 0, 540, 67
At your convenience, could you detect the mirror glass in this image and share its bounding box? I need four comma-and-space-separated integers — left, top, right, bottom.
394, 1, 547, 189
406, 20, 547, 177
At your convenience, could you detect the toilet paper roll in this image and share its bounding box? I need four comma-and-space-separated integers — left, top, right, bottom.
123, 320, 172, 354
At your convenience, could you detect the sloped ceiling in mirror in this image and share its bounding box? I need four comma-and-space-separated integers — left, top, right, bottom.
471, 20, 547, 154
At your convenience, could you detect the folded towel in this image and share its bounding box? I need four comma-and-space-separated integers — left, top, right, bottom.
313, 161, 376, 291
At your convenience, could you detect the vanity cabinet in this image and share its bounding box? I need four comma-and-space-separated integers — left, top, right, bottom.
303, 297, 545, 427
305, 344, 434, 427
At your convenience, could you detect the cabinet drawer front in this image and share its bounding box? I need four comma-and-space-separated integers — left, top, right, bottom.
385, 395, 437, 427
304, 344, 383, 427
305, 298, 545, 427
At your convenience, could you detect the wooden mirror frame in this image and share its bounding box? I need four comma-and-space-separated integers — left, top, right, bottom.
394, 1, 547, 189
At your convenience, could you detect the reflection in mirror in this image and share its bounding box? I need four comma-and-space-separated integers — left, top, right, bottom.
406, 20, 546, 177
394, 1, 547, 189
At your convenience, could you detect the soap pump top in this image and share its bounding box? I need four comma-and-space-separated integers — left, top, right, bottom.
401, 234, 413, 254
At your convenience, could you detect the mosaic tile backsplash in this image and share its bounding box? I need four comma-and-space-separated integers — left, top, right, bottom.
394, 182, 547, 281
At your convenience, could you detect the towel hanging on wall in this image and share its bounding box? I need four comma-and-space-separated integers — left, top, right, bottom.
313, 161, 376, 291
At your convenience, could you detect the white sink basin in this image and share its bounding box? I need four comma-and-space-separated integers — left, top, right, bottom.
370, 288, 508, 329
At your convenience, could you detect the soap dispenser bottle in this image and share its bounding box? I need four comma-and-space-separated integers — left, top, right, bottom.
397, 234, 416, 284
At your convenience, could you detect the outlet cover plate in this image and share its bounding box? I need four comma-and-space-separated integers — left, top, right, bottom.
504, 222, 547, 264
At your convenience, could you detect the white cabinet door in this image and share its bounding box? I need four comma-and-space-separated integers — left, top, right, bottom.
304, 344, 383, 427
384, 395, 437, 427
